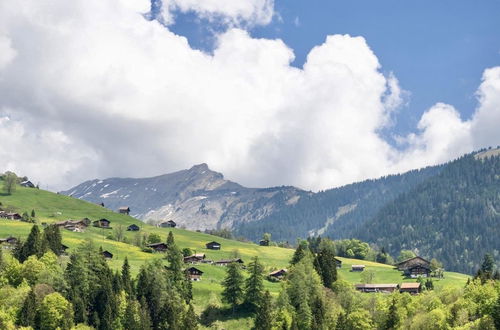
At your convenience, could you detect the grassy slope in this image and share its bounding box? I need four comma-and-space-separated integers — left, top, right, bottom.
0, 185, 470, 327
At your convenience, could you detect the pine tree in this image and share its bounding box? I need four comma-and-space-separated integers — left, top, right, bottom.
222, 261, 244, 314
314, 245, 337, 289
43, 224, 63, 255
18, 289, 36, 327
31, 209, 36, 218
252, 291, 273, 330
244, 256, 265, 311
183, 303, 199, 330
290, 240, 309, 265
122, 257, 133, 295
384, 297, 399, 330
18, 224, 43, 262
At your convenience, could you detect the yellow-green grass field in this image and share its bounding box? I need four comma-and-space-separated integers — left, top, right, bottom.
0, 184, 470, 328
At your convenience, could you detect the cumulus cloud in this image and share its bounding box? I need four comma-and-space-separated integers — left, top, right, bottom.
0, 0, 498, 191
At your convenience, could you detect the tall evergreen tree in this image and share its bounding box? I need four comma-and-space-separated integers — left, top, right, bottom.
43, 224, 63, 255
290, 240, 309, 265
122, 257, 133, 295
314, 244, 338, 289
252, 291, 273, 330
244, 256, 265, 311
183, 303, 199, 330
18, 289, 36, 327
222, 261, 244, 314
384, 297, 399, 330
18, 224, 43, 262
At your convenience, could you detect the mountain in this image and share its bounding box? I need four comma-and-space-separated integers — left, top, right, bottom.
235, 165, 442, 243
354, 150, 500, 274
61, 163, 308, 230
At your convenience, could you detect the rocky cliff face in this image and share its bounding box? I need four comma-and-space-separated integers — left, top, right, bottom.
61, 164, 307, 230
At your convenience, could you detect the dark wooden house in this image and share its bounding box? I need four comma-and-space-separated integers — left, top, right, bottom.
185, 267, 204, 281
334, 258, 342, 268
214, 258, 244, 266
93, 218, 111, 228
118, 207, 130, 215
147, 242, 168, 252
184, 253, 206, 264
395, 256, 431, 278
355, 284, 399, 293
351, 265, 365, 272
0, 236, 18, 245
20, 180, 35, 188
4, 213, 22, 220
399, 282, 421, 295
160, 220, 177, 228
102, 250, 113, 259
61, 244, 69, 255
269, 269, 287, 280
259, 239, 269, 246
206, 241, 221, 250
127, 224, 140, 231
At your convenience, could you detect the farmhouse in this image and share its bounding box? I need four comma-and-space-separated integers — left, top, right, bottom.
184, 253, 206, 264
355, 284, 399, 293
118, 207, 130, 215
269, 269, 287, 280
259, 239, 269, 246
1, 212, 22, 220
206, 241, 221, 250
147, 242, 168, 252
334, 258, 342, 268
54, 219, 89, 232
399, 282, 421, 295
214, 258, 244, 266
351, 265, 365, 272
160, 220, 176, 228
395, 256, 431, 278
61, 244, 69, 254
20, 180, 35, 188
93, 218, 111, 228
0, 236, 18, 245
102, 250, 113, 259
127, 224, 140, 231
185, 267, 204, 281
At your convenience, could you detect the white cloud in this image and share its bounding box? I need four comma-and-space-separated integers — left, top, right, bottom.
163, 0, 274, 26
0, 0, 498, 192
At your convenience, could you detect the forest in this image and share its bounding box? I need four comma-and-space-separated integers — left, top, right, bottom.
1, 224, 499, 330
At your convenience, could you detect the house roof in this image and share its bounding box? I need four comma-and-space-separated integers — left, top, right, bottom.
119, 206, 130, 210
206, 241, 221, 245
395, 256, 430, 266
352, 265, 366, 268
185, 267, 204, 274
269, 269, 287, 276
400, 283, 421, 289
215, 258, 244, 264
355, 284, 398, 289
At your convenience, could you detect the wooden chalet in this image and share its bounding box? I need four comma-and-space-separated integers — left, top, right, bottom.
200, 259, 213, 264
399, 282, 421, 295
55, 219, 89, 232
351, 265, 365, 272
335, 258, 342, 268
159, 220, 177, 228
118, 207, 130, 215
61, 244, 69, 254
185, 267, 204, 281
269, 269, 287, 280
20, 180, 35, 188
184, 253, 206, 264
259, 239, 269, 246
1, 212, 22, 220
0, 236, 18, 245
214, 258, 244, 266
206, 241, 221, 250
147, 242, 168, 252
355, 284, 399, 293
395, 257, 431, 278
102, 250, 113, 259
93, 218, 111, 228
127, 224, 140, 231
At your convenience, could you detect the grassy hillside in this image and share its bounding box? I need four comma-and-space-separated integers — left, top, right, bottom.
0, 184, 470, 328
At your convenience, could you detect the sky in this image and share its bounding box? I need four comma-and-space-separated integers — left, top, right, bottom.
0, 0, 499, 192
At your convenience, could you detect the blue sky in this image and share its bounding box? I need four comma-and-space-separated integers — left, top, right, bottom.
170, 0, 500, 137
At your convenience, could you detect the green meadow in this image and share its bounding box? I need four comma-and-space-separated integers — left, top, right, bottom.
0, 184, 470, 326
